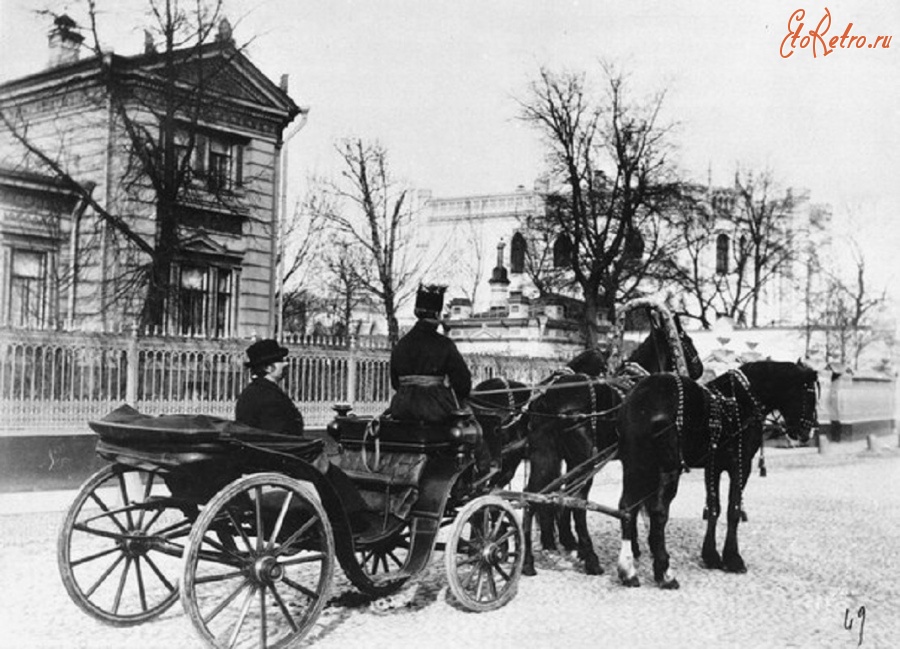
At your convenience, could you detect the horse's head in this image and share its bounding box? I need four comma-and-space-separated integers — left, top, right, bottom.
566, 346, 609, 376
743, 360, 819, 444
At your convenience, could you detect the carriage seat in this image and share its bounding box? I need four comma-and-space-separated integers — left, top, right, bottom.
90, 405, 325, 464
332, 414, 467, 450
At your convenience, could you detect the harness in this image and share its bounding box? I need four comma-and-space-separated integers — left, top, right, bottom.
700, 369, 764, 519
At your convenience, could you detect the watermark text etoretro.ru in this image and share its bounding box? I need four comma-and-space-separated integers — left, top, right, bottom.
780, 8, 892, 59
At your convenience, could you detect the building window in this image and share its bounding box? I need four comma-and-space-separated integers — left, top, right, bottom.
716, 234, 730, 275
169, 263, 238, 337
510, 232, 526, 273
553, 235, 573, 269
7, 248, 49, 328
173, 129, 245, 193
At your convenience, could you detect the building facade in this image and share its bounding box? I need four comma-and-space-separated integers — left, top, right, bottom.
0, 15, 302, 337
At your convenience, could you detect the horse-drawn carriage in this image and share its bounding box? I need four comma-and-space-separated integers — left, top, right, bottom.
58, 402, 526, 648
58, 299, 820, 645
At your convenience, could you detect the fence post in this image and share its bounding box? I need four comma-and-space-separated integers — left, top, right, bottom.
126, 325, 139, 406
347, 335, 358, 406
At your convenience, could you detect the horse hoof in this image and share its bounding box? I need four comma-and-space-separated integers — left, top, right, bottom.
702, 554, 722, 570
723, 561, 747, 574
619, 575, 640, 588
585, 561, 604, 576
658, 577, 680, 590
523, 565, 537, 577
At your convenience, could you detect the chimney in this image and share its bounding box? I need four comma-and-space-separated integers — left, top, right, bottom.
216, 18, 234, 45
48, 14, 84, 68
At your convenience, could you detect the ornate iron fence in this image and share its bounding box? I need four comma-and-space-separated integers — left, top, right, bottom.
0, 329, 567, 433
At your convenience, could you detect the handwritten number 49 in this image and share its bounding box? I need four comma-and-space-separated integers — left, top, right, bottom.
844, 606, 866, 646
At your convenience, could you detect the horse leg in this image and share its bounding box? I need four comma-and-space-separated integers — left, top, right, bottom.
648, 469, 680, 589
616, 479, 642, 587
557, 507, 578, 554
522, 506, 537, 577
721, 467, 748, 573
701, 468, 723, 569
573, 480, 602, 575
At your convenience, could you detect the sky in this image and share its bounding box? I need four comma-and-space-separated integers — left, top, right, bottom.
1, 0, 899, 298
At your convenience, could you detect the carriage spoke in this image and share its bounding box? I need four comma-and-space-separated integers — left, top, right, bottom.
456, 555, 480, 567
474, 567, 486, 601
136, 472, 156, 529
281, 575, 318, 599
493, 563, 511, 583
485, 565, 498, 600
142, 553, 176, 593
267, 583, 299, 632
225, 509, 255, 554
73, 522, 129, 541
117, 473, 136, 530
71, 544, 120, 567
203, 578, 250, 624
494, 527, 516, 546
84, 552, 126, 598
277, 552, 326, 567
273, 517, 317, 556
254, 486, 265, 552
112, 556, 132, 614
267, 491, 294, 551
134, 558, 148, 611
194, 568, 245, 584
226, 584, 257, 649
259, 585, 267, 648
87, 493, 128, 534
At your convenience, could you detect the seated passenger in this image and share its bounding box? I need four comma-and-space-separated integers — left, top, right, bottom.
236, 339, 368, 523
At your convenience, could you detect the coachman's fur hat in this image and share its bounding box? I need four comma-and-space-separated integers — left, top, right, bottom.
414, 284, 446, 318
245, 339, 289, 367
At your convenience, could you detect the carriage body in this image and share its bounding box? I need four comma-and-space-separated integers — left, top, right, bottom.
58, 404, 525, 648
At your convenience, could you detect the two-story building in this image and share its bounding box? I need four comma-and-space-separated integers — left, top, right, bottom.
0, 15, 302, 337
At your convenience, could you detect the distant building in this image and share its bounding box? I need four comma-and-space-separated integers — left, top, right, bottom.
0, 15, 303, 336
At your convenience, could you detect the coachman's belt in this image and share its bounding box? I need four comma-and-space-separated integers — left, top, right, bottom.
398, 375, 448, 387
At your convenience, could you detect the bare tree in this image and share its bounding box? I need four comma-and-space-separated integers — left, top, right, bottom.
724, 168, 801, 326
653, 188, 722, 328
820, 237, 891, 370
0, 1, 276, 332
517, 64, 682, 345
313, 138, 424, 344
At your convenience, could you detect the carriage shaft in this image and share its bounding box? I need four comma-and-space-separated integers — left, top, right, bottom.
495, 491, 629, 522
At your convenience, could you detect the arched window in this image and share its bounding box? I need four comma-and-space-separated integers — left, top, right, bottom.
716, 234, 730, 275
553, 235, 573, 269
510, 232, 526, 273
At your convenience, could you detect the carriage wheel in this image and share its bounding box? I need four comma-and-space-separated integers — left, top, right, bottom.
349, 522, 412, 597
181, 473, 334, 649
444, 495, 524, 612
57, 464, 191, 626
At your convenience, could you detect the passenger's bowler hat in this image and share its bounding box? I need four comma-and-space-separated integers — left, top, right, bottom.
245, 339, 289, 367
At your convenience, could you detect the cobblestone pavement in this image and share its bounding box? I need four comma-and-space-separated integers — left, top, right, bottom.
1, 438, 897, 649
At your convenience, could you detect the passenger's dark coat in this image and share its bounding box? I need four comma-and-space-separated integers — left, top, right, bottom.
235, 376, 304, 435
389, 319, 472, 422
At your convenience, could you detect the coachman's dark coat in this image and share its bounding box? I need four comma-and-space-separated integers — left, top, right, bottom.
389, 319, 472, 421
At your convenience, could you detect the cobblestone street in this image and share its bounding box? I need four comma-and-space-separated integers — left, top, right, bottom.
1, 438, 897, 649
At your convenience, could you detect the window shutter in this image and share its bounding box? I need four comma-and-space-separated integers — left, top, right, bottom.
194, 134, 207, 176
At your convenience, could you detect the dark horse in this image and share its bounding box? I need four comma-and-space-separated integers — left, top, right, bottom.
523, 373, 624, 576
469, 376, 534, 487
520, 323, 702, 577
615, 360, 819, 589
